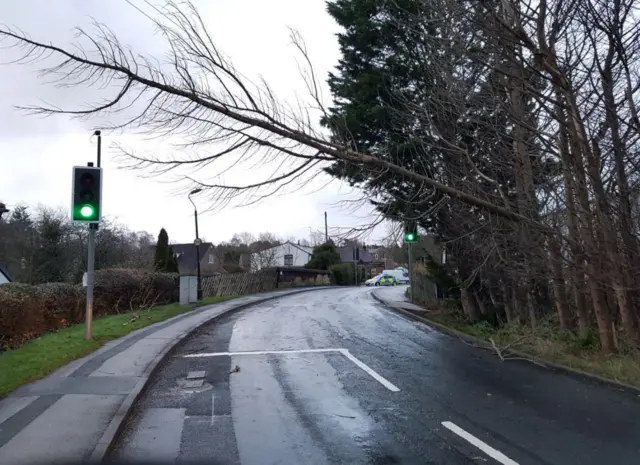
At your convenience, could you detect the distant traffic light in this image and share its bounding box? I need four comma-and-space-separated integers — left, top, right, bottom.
404, 220, 418, 243
72, 166, 102, 223
404, 232, 416, 242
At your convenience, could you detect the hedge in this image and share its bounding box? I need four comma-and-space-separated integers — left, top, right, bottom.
0, 269, 178, 350
330, 264, 355, 285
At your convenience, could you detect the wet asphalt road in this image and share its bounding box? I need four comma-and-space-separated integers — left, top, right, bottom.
109, 286, 640, 465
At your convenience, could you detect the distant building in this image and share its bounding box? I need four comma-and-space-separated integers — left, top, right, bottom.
170, 242, 226, 276
365, 246, 397, 274
251, 241, 313, 271
0, 263, 13, 284
337, 246, 373, 265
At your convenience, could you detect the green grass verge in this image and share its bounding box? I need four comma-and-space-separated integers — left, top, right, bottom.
428, 313, 640, 389
195, 295, 239, 308
0, 295, 238, 399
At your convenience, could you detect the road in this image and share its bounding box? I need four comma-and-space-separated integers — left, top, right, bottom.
109, 286, 640, 464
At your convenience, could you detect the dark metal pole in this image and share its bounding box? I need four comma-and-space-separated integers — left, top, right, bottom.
408, 241, 414, 303
85, 131, 102, 339
85, 221, 96, 340
85, 159, 97, 339
194, 208, 202, 300
95, 130, 102, 168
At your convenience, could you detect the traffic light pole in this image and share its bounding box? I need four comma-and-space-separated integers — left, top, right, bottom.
408, 241, 414, 304
85, 225, 96, 340
85, 131, 101, 340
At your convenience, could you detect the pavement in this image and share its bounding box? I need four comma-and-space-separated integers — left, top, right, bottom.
0, 287, 328, 465
108, 286, 640, 465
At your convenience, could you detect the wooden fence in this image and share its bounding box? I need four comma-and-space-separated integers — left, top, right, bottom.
200, 267, 332, 298
411, 270, 439, 306
201, 270, 277, 298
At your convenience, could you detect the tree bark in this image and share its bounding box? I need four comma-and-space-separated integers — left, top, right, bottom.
461, 288, 481, 322
547, 235, 572, 331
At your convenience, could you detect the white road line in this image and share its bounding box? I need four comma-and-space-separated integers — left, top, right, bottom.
182, 348, 400, 392
441, 421, 519, 465
182, 348, 341, 358
211, 393, 215, 426
339, 349, 400, 392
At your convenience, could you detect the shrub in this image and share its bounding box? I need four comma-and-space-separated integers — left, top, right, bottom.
0, 269, 179, 351
93, 268, 178, 316
306, 243, 341, 270
0, 283, 46, 349
38, 282, 84, 326
330, 264, 354, 285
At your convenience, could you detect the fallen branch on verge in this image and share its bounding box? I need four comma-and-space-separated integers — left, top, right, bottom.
489, 337, 547, 367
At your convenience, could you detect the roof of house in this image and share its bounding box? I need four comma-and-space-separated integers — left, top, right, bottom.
250, 241, 313, 256
171, 242, 213, 273
0, 263, 13, 282
288, 241, 313, 255
338, 246, 373, 264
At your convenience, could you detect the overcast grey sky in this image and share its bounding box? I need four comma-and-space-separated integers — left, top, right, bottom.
0, 0, 385, 245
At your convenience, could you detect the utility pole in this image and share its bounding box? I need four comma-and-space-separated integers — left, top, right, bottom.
324, 211, 328, 243
189, 189, 203, 300
353, 246, 359, 286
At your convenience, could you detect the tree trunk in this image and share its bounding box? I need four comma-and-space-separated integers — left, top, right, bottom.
555, 82, 615, 351
558, 117, 591, 334
547, 235, 572, 331
526, 287, 537, 332
601, 63, 640, 342
460, 288, 481, 322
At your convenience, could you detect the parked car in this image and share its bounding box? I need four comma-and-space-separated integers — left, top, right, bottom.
365, 274, 398, 286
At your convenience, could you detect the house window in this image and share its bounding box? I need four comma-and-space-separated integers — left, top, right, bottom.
284, 254, 293, 266
209, 254, 215, 264
374, 253, 379, 260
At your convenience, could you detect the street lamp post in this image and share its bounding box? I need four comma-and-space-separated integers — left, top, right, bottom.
188, 188, 203, 300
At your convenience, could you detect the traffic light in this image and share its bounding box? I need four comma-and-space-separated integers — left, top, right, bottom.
72, 166, 102, 223
404, 220, 418, 243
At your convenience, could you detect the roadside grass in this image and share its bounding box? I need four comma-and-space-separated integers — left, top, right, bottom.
427, 312, 640, 389
0, 295, 237, 398
195, 295, 238, 307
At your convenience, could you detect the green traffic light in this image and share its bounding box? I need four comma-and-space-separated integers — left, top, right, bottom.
80, 204, 95, 218
404, 232, 417, 242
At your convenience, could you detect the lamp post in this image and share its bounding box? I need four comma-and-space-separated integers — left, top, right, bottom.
188, 188, 203, 300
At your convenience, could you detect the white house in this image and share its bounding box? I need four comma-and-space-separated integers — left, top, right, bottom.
0, 264, 13, 285
251, 241, 313, 271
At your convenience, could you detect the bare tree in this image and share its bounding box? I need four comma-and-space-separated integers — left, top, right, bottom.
3, 0, 640, 351
250, 247, 279, 271
0, 1, 532, 224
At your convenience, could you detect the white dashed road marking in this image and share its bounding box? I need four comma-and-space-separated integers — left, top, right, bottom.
442, 421, 520, 465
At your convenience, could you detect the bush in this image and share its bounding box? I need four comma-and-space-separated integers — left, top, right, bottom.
330, 264, 354, 285
0, 283, 47, 349
306, 243, 341, 270
0, 269, 179, 351
93, 268, 179, 316
38, 282, 84, 326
